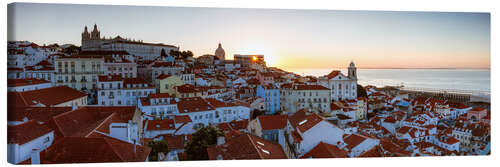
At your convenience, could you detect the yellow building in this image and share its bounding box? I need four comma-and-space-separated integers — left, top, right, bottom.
155, 74, 184, 95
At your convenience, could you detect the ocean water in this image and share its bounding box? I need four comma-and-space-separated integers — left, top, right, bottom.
287, 68, 491, 92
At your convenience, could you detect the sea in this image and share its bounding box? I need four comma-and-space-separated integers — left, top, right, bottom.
287, 68, 491, 92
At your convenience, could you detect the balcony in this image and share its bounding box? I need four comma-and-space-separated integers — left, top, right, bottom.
57, 80, 64, 83
70, 79, 77, 83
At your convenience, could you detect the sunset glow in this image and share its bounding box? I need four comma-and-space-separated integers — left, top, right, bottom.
8, 4, 490, 71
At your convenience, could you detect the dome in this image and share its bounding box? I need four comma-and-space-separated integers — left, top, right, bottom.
215, 43, 225, 55
215, 43, 225, 60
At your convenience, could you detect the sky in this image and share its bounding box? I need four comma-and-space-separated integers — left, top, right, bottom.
8, 3, 490, 71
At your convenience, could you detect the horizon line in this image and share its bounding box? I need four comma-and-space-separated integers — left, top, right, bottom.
276, 67, 491, 70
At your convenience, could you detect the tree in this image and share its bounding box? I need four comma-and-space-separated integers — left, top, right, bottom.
180, 50, 194, 59
169, 50, 180, 59
147, 140, 170, 161
357, 84, 368, 98
62, 45, 81, 55
170, 50, 194, 59
184, 126, 223, 160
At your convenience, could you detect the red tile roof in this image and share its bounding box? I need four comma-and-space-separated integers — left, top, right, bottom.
294, 84, 330, 90
146, 119, 175, 131
289, 110, 324, 133
149, 93, 172, 98
174, 115, 192, 124
79, 50, 130, 56
218, 120, 249, 132
29, 136, 151, 164
205, 98, 229, 108
470, 107, 486, 112
246, 78, 260, 85
8, 67, 24, 71
257, 114, 288, 130
98, 75, 123, 82
176, 84, 203, 93
383, 116, 397, 123
107, 40, 177, 48
50, 108, 109, 138
397, 126, 412, 134
8, 120, 53, 145
207, 133, 287, 160
8, 107, 73, 123
160, 134, 185, 150
48, 106, 136, 140
9, 86, 87, 107
8, 78, 50, 87
300, 142, 348, 158
156, 74, 172, 80
177, 97, 214, 113
331, 103, 342, 110
358, 145, 384, 157
343, 134, 368, 150
325, 70, 340, 79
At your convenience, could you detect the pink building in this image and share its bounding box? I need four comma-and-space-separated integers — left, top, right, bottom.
467, 107, 487, 122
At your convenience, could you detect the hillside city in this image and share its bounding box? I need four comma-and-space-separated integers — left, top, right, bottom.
7, 24, 490, 164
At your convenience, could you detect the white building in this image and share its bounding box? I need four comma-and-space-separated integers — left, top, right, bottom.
97, 75, 156, 106
24, 60, 55, 83
143, 119, 176, 138
7, 120, 54, 164
150, 62, 184, 81
138, 93, 179, 120
286, 110, 345, 158
280, 84, 331, 114
54, 55, 105, 91
180, 73, 195, 85
7, 42, 58, 69
138, 96, 251, 128
77, 50, 140, 78
8, 78, 53, 92
318, 62, 358, 101
81, 24, 179, 60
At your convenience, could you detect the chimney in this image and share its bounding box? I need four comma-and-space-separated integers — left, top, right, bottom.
31, 149, 40, 164
217, 136, 225, 146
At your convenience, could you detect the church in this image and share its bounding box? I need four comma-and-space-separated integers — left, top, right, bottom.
318, 61, 358, 101
81, 24, 179, 60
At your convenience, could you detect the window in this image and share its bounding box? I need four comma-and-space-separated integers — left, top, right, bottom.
43, 136, 50, 143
